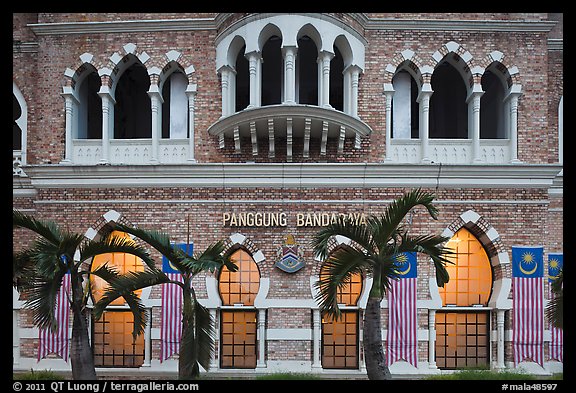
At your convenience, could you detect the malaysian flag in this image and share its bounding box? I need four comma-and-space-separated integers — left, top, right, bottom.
548, 252, 563, 362
38, 272, 71, 362
512, 246, 544, 366
387, 252, 418, 367
160, 243, 190, 362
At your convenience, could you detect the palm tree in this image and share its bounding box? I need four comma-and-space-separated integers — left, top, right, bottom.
13, 210, 154, 380
93, 222, 237, 380
546, 269, 563, 329
311, 188, 453, 380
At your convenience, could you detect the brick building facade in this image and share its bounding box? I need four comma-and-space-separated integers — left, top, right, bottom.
13, 13, 563, 378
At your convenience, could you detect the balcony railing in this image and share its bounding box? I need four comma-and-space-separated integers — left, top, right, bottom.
13, 150, 26, 176
387, 138, 511, 164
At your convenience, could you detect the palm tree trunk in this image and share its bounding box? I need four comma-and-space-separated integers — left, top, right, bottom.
179, 289, 196, 379
363, 296, 392, 380
70, 273, 97, 380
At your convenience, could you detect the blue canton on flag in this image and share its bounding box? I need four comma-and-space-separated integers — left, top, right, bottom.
512, 246, 544, 278
162, 243, 193, 274
392, 251, 417, 278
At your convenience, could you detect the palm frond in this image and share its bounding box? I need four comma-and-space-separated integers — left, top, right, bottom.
113, 223, 175, 262
311, 215, 374, 261
396, 233, 454, 287
80, 234, 155, 269
314, 247, 368, 319
93, 268, 172, 319
13, 210, 65, 246
546, 270, 563, 329
370, 188, 438, 249
22, 272, 69, 332
182, 240, 236, 275
13, 249, 37, 291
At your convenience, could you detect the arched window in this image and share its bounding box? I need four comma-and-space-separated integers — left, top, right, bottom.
392, 69, 419, 139
430, 61, 468, 139
235, 45, 250, 112
319, 254, 363, 369
90, 230, 145, 367
161, 71, 189, 139
114, 61, 151, 139
297, 35, 318, 105
218, 249, 260, 368
329, 46, 344, 111
13, 94, 22, 151
480, 69, 506, 139
261, 36, 282, 106
435, 228, 493, 369
77, 70, 102, 139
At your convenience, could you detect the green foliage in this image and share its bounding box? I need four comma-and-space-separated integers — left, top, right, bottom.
13, 369, 66, 380
426, 369, 540, 380
255, 372, 323, 380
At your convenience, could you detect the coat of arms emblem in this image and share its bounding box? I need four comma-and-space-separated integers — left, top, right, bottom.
275, 234, 305, 273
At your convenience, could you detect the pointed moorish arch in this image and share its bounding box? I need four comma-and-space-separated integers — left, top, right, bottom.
205, 232, 270, 308
434, 209, 512, 310
82, 209, 153, 304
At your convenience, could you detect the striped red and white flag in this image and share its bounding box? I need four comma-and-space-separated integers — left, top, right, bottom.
160, 243, 191, 362
38, 273, 71, 362
387, 252, 418, 367
160, 273, 183, 362
548, 252, 563, 362
512, 246, 544, 367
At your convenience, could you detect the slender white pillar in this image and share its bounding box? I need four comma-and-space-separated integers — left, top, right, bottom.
319, 51, 334, 108
468, 90, 484, 163
257, 308, 266, 368
508, 92, 521, 163
246, 51, 262, 108
97, 92, 114, 164
428, 309, 437, 368
143, 308, 152, 367
349, 65, 361, 117
418, 90, 432, 163
61, 94, 77, 164
496, 310, 505, 369
186, 84, 197, 162
383, 83, 395, 162
219, 66, 232, 117
282, 46, 297, 104
148, 89, 162, 163
312, 309, 322, 369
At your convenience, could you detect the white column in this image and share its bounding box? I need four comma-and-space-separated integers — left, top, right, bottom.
61, 94, 77, 164
282, 46, 297, 104
312, 309, 322, 369
319, 51, 334, 108
246, 51, 262, 108
508, 92, 521, 163
210, 309, 218, 370
143, 308, 152, 367
418, 90, 432, 163
428, 309, 437, 368
468, 90, 484, 163
185, 84, 197, 162
97, 92, 114, 164
13, 310, 20, 365
257, 308, 266, 368
219, 66, 232, 117
148, 88, 162, 163
383, 83, 395, 162
496, 310, 506, 369
349, 65, 361, 117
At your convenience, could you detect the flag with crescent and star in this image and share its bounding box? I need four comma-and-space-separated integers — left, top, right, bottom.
512, 246, 544, 366
548, 252, 563, 362
160, 243, 191, 362
387, 252, 418, 367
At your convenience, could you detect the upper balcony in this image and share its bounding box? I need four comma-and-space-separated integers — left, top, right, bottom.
207, 104, 372, 160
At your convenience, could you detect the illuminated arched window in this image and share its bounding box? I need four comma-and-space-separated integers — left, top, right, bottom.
218, 249, 260, 369
90, 230, 145, 367
435, 227, 492, 370
319, 252, 363, 369
439, 228, 493, 306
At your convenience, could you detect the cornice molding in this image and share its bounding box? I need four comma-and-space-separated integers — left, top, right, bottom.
28, 18, 218, 36
23, 163, 563, 189
356, 14, 558, 32
26, 14, 559, 36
